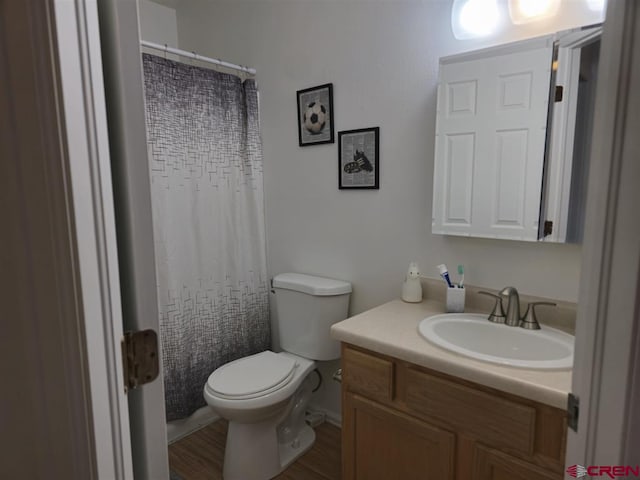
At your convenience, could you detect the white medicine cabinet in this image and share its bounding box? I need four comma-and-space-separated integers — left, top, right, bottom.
431, 26, 601, 243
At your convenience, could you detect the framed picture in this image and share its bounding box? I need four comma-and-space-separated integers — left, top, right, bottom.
297, 83, 334, 146
338, 127, 380, 190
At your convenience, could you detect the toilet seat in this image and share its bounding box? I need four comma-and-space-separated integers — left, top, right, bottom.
207, 351, 299, 400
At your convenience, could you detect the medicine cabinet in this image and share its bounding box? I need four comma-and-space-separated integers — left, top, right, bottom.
431, 26, 601, 243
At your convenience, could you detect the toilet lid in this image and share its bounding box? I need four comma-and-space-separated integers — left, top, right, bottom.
208, 351, 298, 400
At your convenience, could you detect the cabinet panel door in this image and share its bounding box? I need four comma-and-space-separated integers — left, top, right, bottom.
343, 393, 455, 480
433, 38, 553, 241
473, 444, 560, 480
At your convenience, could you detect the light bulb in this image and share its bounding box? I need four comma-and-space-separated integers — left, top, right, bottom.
518, 0, 553, 17
508, 0, 561, 24
452, 0, 501, 39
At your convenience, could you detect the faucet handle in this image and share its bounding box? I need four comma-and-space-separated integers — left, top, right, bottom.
478, 291, 506, 324
520, 302, 556, 330
499, 286, 519, 297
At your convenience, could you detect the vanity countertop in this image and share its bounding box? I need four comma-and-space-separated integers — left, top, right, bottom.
330, 299, 572, 410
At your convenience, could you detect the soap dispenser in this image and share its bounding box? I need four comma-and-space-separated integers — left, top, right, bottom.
401, 262, 423, 303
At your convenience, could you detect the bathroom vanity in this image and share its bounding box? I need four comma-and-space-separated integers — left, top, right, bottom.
331, 298, 572, 480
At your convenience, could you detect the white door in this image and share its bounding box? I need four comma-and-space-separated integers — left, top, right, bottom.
433, 37, 553, 241
1, 1, 132, 478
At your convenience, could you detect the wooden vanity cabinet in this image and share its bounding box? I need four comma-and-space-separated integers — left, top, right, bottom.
341, 344, 567, 480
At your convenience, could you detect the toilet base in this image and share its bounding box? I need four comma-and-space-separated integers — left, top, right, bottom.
279, 424, 315, 471
222, 420, 316, 480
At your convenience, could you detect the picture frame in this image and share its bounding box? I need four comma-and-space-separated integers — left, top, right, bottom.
338, 127, 380, 190
296, 83, 334, 146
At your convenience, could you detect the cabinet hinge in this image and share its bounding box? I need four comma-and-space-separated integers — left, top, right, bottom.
121, 329, 160, 393
555, 85, 564, 102
568, 393, 580, 432
544, 220, 553, 236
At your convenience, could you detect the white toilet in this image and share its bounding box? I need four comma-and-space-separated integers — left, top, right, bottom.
203, 273, 351, 480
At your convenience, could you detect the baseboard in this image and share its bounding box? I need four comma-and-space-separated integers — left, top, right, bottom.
166, 406, 219, 444
324, 410, 342, 428
307, 404, 342, 428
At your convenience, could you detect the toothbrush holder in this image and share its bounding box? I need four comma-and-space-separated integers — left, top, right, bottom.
446, 287, 465, 313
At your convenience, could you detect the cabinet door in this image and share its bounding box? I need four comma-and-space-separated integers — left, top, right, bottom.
473, 444, 560, 480
343, 393, 455, 480
432, 37, 553, 241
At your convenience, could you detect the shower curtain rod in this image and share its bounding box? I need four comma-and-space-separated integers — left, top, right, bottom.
141, 40, 257, 75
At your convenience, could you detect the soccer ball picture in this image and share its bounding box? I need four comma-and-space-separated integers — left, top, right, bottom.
303, 101, 327, 134
297, 84, 334, 145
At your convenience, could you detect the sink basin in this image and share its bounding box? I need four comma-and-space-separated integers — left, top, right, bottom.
418, 313, 574, 370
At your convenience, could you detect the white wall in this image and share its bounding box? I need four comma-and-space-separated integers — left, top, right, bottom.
138, 0, 178, 46
172, 0, 603, 420
175, 1, 604, 308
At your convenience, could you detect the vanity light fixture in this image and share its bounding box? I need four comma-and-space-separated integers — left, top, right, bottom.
508, 0, 561, 25
451, 0, 501, 40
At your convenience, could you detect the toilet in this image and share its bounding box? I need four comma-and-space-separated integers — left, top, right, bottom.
203, 273, 351, 480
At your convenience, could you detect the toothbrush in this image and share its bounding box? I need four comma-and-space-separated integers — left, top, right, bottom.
457, 265, 465, 288
437, 264, 454, 288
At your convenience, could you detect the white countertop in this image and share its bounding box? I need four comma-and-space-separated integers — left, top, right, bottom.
330, 299, 572, 409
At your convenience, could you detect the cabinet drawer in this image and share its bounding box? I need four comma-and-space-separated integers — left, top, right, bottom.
405, 367, 536, 455
343, 346, 394, 403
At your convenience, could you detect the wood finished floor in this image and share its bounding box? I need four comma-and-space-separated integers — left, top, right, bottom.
169, 420, 342, 480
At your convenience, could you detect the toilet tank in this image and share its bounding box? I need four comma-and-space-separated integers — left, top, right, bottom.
272, 273, 351, 361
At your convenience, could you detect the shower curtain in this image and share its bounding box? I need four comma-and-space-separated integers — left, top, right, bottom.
142, 54, 270, 421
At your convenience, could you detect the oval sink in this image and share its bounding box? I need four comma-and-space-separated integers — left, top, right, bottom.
418, 313, 574, 370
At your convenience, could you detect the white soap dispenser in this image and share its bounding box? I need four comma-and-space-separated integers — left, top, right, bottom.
401, 262, 423, 303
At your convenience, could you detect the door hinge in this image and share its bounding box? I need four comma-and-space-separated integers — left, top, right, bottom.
568, 393, 580, 432
121, 329, 160, 393
544, 220, 553, 236
555, 85, 564, 102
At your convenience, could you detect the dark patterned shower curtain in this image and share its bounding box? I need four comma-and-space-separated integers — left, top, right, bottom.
142, 54, 270, 421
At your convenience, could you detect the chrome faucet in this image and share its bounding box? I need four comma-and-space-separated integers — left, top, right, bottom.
499, 287, 521, 327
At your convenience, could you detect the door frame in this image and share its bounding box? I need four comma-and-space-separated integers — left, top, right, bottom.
565, 0, 640, 472
52, 0, 136, 477
97, 0, 170, 478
